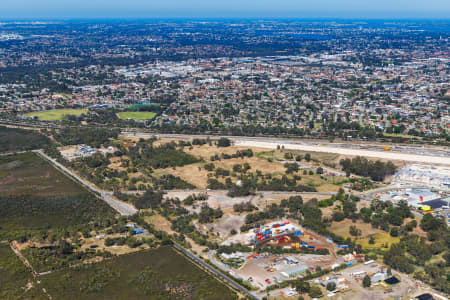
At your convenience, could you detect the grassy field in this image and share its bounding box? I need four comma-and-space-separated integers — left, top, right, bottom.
25, 109, 88, 121
0, 243, 46, 300
117, 111, 156, 120
0, 152, 115, 240
357, 232, 400, 250
39, 246, 237, 300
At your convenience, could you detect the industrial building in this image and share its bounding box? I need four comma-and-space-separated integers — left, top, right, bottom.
393, 165, 450, 191
280, 265, 308, 278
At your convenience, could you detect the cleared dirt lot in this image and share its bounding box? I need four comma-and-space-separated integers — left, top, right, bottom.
338, 261, 424, 300
236, 253, 341, 289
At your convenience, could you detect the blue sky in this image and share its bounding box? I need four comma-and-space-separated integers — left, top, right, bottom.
1, 0, 449, 19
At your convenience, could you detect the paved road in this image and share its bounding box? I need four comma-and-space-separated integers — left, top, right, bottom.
172, 243, 259, 300
34, 150, 137, 216
122, 132, 450, 163
359, 184, 429, 201
234, 140, 450, 165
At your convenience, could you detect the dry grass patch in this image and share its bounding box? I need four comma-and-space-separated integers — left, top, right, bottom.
330, 219, 383, 238
143, 213, 176, 234
155, 162, 207, 188
358, 232, 401, 250
80, 233, 149, 256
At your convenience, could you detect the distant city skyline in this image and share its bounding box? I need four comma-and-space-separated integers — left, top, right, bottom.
1, 0, 450, 19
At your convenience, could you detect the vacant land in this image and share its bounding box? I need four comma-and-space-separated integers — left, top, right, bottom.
0, 152, 115, 240
0, 243, 46, 300
329, 219, 383, 238
39, 246, 237, 300
154, 143, 345, 191
357, 232, 401, 249
0, 126, 50, 152
330, 219, 401, 249
117, 111, 156, 120
0, 152, 85, 197
25, 109, 88, 121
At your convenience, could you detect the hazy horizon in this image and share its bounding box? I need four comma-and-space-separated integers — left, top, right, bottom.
1, 0, 450, 19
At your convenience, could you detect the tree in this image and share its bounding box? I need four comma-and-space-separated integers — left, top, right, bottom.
304, 153, 311, 162
217, 137, 231, 147
59, 240, 73, 255
420, 214, 445, 232
316, 167, 324, 175
362, 275, 371, 288
390, 227, 399, 237
308, 285, 323, 298
294, 280, 310, 294
349, 225, 362, 237
369, 235, 375, 244
326, 281, 336, 291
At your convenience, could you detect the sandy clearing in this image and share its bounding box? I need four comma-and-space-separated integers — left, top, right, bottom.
235, 141, 450, 166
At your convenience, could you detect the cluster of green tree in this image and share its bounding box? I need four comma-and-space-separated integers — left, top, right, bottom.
52, 127, 120, 147
291, 280, 323, 299
210, 149, 253, 161
152, 174, 196, 190
340, 156, 397, 181
217, 137, 231, 147
232, 163, 251, 173
192, 138, 209, 146
0, 193, 115, 241
71, 108, 119, 124
206, 178, 227, 189
127, 140, 201, 169
233, 201, 258, 213
0, 126, 51, 152
284, 162, 299, 174
132, 189, 165, 210
349, 177, 375, 191
283, 152, 304, 162
67, 152, 130, 189
104, 236, 143, 248
170, 214, 218, 249
242, 203, 286, 229
383, 214, 449, 293
223, 175, 316, 197
340, 200, 414, 233
22, 243, 113, 273
318, 189, 347, 208
181, 194, 207, 206
215, 167, 231, 177
199, 204, 223, 223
